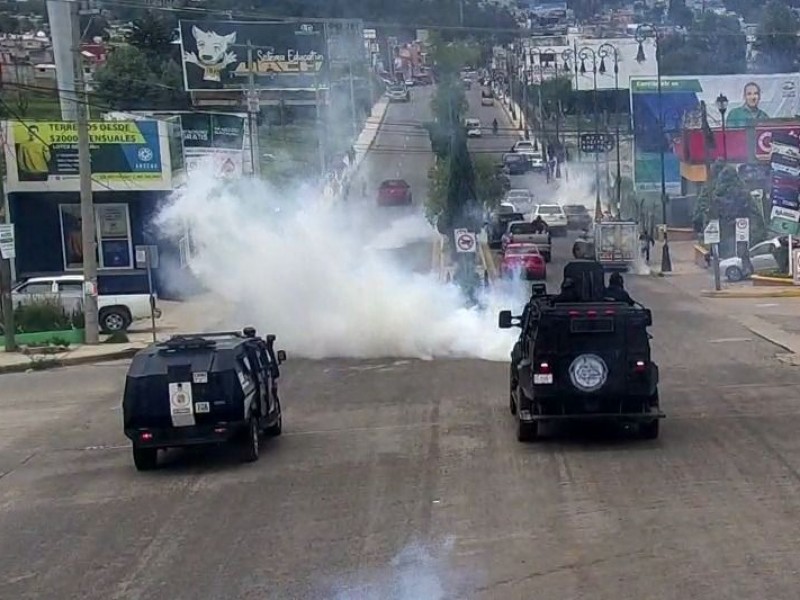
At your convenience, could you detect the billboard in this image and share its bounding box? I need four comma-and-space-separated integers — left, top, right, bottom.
179, 20, 328, 92
180, 113, 246, 179
3, 120, 174, 193
631, 74, 800, 194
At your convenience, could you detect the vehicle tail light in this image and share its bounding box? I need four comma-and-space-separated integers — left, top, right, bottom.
568, 310, 580, 317
140, 431, 153, 441
537, 361, 551, 374
586, 310, 597, 317
634, 360, 647, 373
214, 427, 227, 434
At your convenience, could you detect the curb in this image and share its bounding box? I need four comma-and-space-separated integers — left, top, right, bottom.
431, 234, 443, 278
351, 98, 390, 180
0, 346, 142, 375
700, 288, 800, 298
480, 240, 498, 281
751, 275, 794, 286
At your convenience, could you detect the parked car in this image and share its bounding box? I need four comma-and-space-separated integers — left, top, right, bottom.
563, 204, 593, 230
528, 151, 546, 172
720, 237, 781, 281
11, 274, 161, 333
481, 89, 494, 106
377, 179, 412, 206
502, 153, 528, 175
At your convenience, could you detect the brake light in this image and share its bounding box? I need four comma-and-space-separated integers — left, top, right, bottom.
139, 431, 153, 441
634, 360, 647, 373
586, 310, 597, 317
568, 310, 580, 317
538, 362, 551, 374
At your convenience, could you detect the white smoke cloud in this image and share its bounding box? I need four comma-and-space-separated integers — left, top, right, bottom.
154, 168, 525, 361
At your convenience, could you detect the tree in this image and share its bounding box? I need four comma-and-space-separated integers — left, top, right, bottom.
667, 0, 694, 29
660, 12, 747, 75
127, 11, 176, 61
754, 1, 800, 73
93, 45, 189, 111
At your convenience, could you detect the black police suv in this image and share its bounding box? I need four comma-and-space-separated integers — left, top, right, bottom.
500, 261, 663, 442
122, 327, 286, 471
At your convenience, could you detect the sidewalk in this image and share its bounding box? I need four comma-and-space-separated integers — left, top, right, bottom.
654, 240, 800, 356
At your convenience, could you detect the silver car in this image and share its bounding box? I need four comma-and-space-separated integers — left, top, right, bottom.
719, 238, 780, 281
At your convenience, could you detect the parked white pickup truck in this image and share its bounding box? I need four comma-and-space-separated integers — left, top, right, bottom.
11, 274, 161, 333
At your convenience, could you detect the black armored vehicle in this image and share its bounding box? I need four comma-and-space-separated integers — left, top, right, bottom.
500, 261, 662, 442
122, 327, 286, 471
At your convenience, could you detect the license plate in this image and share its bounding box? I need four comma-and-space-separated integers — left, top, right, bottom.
534, 374, 553, 384
194, 402, 210, 413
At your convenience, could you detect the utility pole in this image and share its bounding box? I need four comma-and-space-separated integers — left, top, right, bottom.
71, 0, 99, 344
348, 57, 358, 140
0, 204, 16, 351
246, 43, 261, 177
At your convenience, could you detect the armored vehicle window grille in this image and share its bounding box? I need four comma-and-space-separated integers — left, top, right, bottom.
158, 336, 217, 352
569, 317, 615, 334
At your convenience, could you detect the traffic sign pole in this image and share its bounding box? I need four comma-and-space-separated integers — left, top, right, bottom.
704, 220, 721, 291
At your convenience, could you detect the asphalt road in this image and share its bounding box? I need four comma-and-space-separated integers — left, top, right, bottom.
354, 84, 439, 274
7, 89, 800, 599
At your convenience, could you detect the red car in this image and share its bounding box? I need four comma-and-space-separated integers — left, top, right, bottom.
377, 179, 412, 206
500, 243, 546, 280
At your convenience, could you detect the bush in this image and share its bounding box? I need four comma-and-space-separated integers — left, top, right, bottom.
0, 297, 85, 335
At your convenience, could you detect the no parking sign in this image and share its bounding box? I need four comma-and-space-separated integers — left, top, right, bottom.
454, 228, 477, 253
735, 218, 750, 243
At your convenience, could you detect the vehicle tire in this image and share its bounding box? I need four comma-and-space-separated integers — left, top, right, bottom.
640, 419, 660, 440
544, 252, 551, 263
265, 398, 282, 437
509, 392, 517, 415
726, 266, 744, 282
517, 418, 539, 442
132, 445, 158, 471
100, 307, 131, 333
239, 416, 260, 462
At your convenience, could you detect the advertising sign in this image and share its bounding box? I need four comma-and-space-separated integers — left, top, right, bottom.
631, 74, 800, 193
180, 113, 246, 179
735, 218, 750, 243
179, 20, 328, 92
4, 120, 170, 192
768, 130, 800, 235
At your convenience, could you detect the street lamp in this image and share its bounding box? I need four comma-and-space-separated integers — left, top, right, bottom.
716, 93, 729, 161
529, 48, 562, 163
598, 43, 622, 218
578, 45, 602, 222
636, 23, 671, 273
562, 46, 580, 167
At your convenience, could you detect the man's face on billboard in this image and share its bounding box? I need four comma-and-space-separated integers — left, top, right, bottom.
744, 84, 760, 109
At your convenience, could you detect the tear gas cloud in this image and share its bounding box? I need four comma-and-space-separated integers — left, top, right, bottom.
155, 168, 526, 361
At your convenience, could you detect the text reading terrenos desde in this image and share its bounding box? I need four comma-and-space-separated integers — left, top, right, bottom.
45, 122, 145, 144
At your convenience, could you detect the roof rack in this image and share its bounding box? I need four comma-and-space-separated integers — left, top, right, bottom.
156, 331, 245, 351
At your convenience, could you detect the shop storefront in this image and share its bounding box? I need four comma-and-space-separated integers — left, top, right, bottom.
2, 118, 199, 297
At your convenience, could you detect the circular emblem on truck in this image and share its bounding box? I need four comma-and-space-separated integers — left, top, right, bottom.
569, 354, 607, 392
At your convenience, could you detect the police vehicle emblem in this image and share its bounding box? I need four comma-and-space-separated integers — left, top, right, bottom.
569, 354, 607, 392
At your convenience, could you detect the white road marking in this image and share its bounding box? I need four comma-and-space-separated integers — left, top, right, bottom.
708, 337, 753, 343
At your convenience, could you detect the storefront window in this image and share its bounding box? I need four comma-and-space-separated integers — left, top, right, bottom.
59, 204, 134, 271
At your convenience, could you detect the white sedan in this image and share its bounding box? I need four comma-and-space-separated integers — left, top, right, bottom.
719, 237, 780, 281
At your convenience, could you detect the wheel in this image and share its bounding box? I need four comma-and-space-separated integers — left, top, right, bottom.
517, 418, 539, 442
265, 398, 282, 437
544, 253, 551, 263
239, 416, 260, 462
640, 419, 660, 440
100, 307, 131, 333
509, 392, 517, 415
726, 266, 744, 282
132, 445, 158, 471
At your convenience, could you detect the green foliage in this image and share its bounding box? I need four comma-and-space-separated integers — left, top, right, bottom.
0, 297, 84, 336
660, 12, 747, 76
694, 163, 767, 249
93, 45, 189, 111
667, 0, 694, 28
754, 1, 800, 73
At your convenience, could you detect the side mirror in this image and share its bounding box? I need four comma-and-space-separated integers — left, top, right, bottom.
643, 309, 652, 327
266, 334, 276, 343
530, 283, 546, 297
498, 310, 513, 329
276, 350, 287, 363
